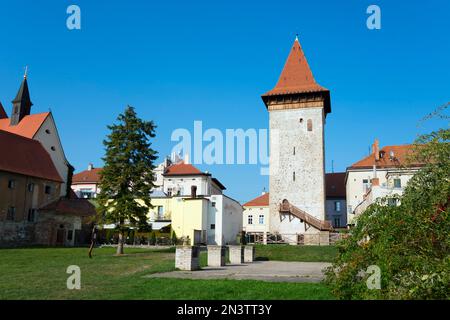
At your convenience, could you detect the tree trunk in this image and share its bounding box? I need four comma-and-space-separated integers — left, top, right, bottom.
117, 231, 124, 255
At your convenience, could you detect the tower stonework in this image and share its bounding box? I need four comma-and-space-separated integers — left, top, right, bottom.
262, 37, 331, 243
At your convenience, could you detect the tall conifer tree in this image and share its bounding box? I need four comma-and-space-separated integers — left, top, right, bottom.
97, 106, 157, 255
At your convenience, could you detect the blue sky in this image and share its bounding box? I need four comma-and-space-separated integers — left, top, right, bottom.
0, 0, 448, 203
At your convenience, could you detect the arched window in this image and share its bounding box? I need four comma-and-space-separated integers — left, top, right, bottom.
307, 119, 313, 131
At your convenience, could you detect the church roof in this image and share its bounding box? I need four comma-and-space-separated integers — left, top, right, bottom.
0, 130, 63, 182
0, 112, 50, 138
262, 37, 328, 97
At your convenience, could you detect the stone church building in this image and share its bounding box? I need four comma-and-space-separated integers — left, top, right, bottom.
0, 74, 95, 247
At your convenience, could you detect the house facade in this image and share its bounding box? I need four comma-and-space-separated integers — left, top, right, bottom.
243, 173, 346, 243
346, 140, 421, 226
325, 173, 347, 228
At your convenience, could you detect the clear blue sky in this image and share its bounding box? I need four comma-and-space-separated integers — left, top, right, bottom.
0, 0, 448, 203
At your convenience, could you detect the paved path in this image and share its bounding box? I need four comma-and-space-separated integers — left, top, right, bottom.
145, 261, 331, 283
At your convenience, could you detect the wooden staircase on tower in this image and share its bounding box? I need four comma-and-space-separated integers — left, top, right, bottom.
279, 199, 333, 231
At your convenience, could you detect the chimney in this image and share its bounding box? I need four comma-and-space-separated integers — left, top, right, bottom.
88, 163, 94, 171
373, 139, 380, 161
191, 185, 197, 198
371, 178, 380, 187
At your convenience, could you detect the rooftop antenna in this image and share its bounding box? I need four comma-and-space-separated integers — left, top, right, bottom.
295, 33, 299, 41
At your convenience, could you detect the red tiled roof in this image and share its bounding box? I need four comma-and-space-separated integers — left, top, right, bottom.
0, 102, 7, 119
349, 144, 421, 169
0, 130, 63, 182
243, 193, 269, 207
325, 173, 346, 198
262, 38, 328, 97
0, 112, 50, 139
72, 168, 102, 184
163, 161, 204, 176
40, 198, 96, 217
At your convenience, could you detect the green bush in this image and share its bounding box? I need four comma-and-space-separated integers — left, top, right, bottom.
325, 124, 449, 299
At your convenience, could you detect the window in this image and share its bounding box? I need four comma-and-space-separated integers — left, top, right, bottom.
45, 129, 51, 134
248, 215, 253, 225
50, 146, 56, 151
307, 119, 313, 131
80, 188, 94, 199
293, 147, 296, 155
67, 230, 73, 241
28, 183, 34, 192
7, 207, 16, 221
8, 180, 15, 189
45, 185, 52, 194
167, 188, 172, 197
334, 201, 341, 212
259, 215, 264, 224
393, 178, 401, 188
157, 206, 164, 220
363, 179, 371, 192
388, 198, 398, 206
293, 171, 295, 181
334, 216, 341, 228
27, 209, 36, 222
210, 224, 215, 230
211, 202, 216, 207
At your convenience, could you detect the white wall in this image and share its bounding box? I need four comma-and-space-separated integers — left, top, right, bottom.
269, 106, 326, 236
242, 206, 270, 233
346, 168, 418, 224
207, 195, 242, 245
33, 115, 70, 196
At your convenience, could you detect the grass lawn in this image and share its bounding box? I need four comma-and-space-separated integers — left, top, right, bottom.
254, 244, 338, 262
0, 246, 335, 300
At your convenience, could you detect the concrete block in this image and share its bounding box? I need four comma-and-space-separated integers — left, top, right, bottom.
228, 245, 244, 264
207, 245, 226, 267
175, 245, 200, 271
244, 245, 255, 262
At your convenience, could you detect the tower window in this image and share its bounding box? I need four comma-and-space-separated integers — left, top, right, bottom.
293, 147, 295, 155
299, 118, 303, 123
51, 146, 56, 151
307, 119, 313, 131
45, 129, 51, 134
293, 171, 296, 181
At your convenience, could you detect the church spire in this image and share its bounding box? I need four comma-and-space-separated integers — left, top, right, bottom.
10, 71, 33, 126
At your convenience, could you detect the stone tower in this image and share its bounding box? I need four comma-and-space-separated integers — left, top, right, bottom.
261, 37, 331, 242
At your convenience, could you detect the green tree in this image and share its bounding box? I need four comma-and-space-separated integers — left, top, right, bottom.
97, 106, 158, 255
325, 104, 449, 299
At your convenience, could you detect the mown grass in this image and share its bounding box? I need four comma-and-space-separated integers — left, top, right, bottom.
0, 246, 335, 300
254, 244, 338, 262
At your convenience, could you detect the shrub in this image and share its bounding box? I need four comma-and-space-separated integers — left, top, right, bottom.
325, 122, 449, 299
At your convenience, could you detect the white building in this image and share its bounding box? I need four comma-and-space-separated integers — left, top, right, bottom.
346, 140, 421, 225
261, 36, 333, 244
242, 192, 270, 242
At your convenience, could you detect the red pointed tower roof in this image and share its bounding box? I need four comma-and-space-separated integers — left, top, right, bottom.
262, 36, 331, 113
